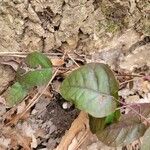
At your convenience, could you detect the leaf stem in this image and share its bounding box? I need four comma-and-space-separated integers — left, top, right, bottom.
116, 74, 144, 77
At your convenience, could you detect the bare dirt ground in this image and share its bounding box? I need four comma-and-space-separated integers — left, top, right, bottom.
0, 0, 150, 149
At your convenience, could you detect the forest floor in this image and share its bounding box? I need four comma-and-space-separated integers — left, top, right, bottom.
0, 0, 150, 150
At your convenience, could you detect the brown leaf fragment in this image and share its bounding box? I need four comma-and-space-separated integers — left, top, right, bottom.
51, 58, 65, 66
96, 103, 150, 147
0, 60, 20, 71
1, 126, 31, 150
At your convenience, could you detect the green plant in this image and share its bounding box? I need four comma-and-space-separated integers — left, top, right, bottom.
5, 52, 150, 149
60, 63, 150, 149
5, 52, 52, 106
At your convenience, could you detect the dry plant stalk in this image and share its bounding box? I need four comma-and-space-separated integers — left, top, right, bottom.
55, 111, 89, 150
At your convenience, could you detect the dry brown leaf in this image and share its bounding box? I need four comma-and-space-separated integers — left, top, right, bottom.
52, 80, 61, 93
68, 131, 89, 150
0, 96, 6, 105
1, 126, 31, 150
22, 122, 37, 148
37, 86, 52, 98
55, 111, 89, 150
0, 137, 11, 149
15, 132, 31, 150
3, 105, 30, 126
51, 58, 64, 66
0, 60, 20, 71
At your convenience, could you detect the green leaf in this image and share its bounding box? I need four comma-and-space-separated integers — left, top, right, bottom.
18, 69, 52, 89
89, 110, 121, 134
96, 103, 150, 147
25, 51, 52, 68
5, 82, 28, 106
17, 52, 52, 89
60, 63, 119, 118
89, 115, 106, 133
104, 110, 120, 125
96, 117, 146, 147
5, 52, 52, 106
141, 127, 150, 150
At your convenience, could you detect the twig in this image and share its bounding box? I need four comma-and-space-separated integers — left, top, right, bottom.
0, 54, 26, 58
116, 74, 143, 77
120, 79, 135, 85
0, 52, 63, 57
0, 52, 28, 55
115, 104, 132, 111
67, 53, 80, 67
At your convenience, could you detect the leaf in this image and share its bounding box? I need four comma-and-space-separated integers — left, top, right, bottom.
89, 115, 106, 133
89, 110, 121, 134
104, 110, 120, 125
5, 82, 28, 106
129, 103, 150, 119
51, 58, 64, 66
25, 51, 52, 68
18, 69, 52, 89
97, 118, 146, 147
141, 127, 150, 150
96, 103, 150, 147
60, 63, 119, 118
17, 52, 52, 89
5, 52, 52, 106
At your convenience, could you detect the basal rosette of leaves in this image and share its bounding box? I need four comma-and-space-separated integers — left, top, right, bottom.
5, 52, 52, 106
60, 63, 149, 147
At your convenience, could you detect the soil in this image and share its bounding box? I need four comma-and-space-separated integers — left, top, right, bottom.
29, 92, 79, 150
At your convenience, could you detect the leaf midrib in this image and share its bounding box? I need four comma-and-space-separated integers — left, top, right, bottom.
66, 85, 113, 98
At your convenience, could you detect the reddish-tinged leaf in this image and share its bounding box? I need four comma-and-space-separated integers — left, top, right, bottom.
141, 127, 150, 150
96, 103, 150, 147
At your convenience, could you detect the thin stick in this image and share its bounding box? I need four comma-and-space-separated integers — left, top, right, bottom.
0, 54, 26, 58
116, 74, 143, 77
67, 53, 80, 67
120, 79, 136, 85
0, 52, 28, 55
20, 69, 59, 118
0, 52, 63, 57
114, 98, 150, 125
115, 104, 132, 111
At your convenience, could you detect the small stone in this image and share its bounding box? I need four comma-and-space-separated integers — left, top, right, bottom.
62, 102, 68, 109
